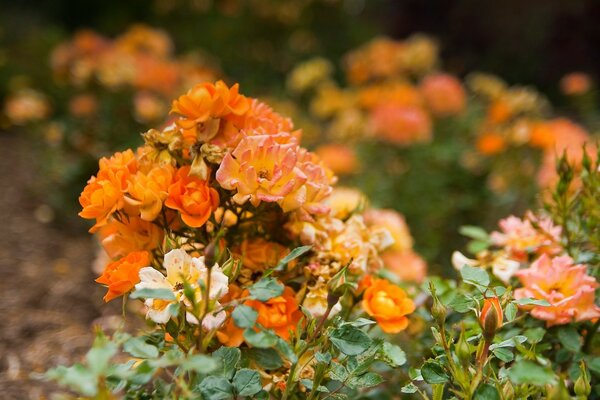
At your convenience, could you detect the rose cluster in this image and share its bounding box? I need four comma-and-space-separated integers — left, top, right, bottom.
81, 80, 419, 356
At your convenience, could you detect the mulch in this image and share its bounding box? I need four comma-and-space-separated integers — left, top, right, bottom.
0, 132, 122, 399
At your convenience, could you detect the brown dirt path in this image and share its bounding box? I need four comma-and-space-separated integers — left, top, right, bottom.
0, 132, 120, 399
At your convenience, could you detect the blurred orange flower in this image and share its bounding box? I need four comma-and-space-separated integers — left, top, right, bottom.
420, 73, 466, 116
369, 104, 432, 146
476, 132, 507, 155
96, 250, 151, 302
362, 278, 415, 333
560, 72, 591, 96
165, 166, 219, 227
315, 144, 358, 175
245, 286, 303, 340
381, 250, 427, 283
363, 208, 413, 252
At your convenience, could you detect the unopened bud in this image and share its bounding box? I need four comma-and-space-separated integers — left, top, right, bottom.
204, 241, 217, 269
456, 325, 471, 365
574, 362, 591, 397
480, 297, 503, 340
431, 296, 447, 324
327, 292, 340, 309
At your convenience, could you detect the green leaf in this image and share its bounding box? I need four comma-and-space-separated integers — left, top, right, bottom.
275, 245, 312, 271
492, 348, 514, 362
460, 265, 490, 288
344, 317, 376, 328
380, 342, 406, 367
489, 335, 527, 350
329, 362, 348, 382
524, 327, 546, 344
249, 278, 284, 301
130, 288, 176, 300
329, 326, 372, 356
349, 372, 384, 389
232, 305, 258, 329
212, 347, 241, 379
197, 376, 233, 400
275, 337, 297, 363
507, 360, 556, 386
244, 329, 278, 348
401, 383, 418, 393
474, 383, 501, 400
86, 341, 117, 375
315, 352, 332, 364
123, 337, 159, 359
504, 303, 517, 321
558, 326, 582, 353
421, 361, 449, 384
459, 226, 490, 241
233, 368, 263, 397
446, 293, 475, 313
467, 240, 490, 254
182, 354, 219, 374
46, 365, 98, 397
514, 298, 550, 307
246, 348, 283, 369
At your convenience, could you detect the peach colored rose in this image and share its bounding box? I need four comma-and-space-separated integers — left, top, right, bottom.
96, 250, 152, 302
362, 278, 415, 333
560, 72, 591, 96
216, 134, 307, 210
515, 254, 600, 326
165, 166, 219, 227
491, 214, 561, 261
99, 216, 163, 260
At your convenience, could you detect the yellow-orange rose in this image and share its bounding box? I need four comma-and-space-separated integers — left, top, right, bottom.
362, 278, 415, 333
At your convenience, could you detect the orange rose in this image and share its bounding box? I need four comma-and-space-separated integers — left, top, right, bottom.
96, 250, 151, 302
362, 278, 415, 333
560, 72, 591, 96
79, 150, 138, 231
245, 286, 303, 339
233, 238, 289, 272
165, 166, 219, 227
125, 164, 174, 221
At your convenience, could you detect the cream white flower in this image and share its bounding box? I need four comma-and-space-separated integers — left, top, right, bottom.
451, 251, 477, 271
491, 256, 521, 284
135, 248, 229, 328
302, 280, 341, 318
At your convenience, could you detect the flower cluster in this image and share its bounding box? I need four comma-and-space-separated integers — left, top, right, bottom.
287, 35, 467, 176
78, 81, 418, 397
454, 210, 600, 326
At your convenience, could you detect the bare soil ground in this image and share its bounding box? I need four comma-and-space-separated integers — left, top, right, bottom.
0, 133, 121, 399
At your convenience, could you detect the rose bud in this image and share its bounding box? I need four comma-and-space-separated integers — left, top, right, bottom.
480, 297, 503, 340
